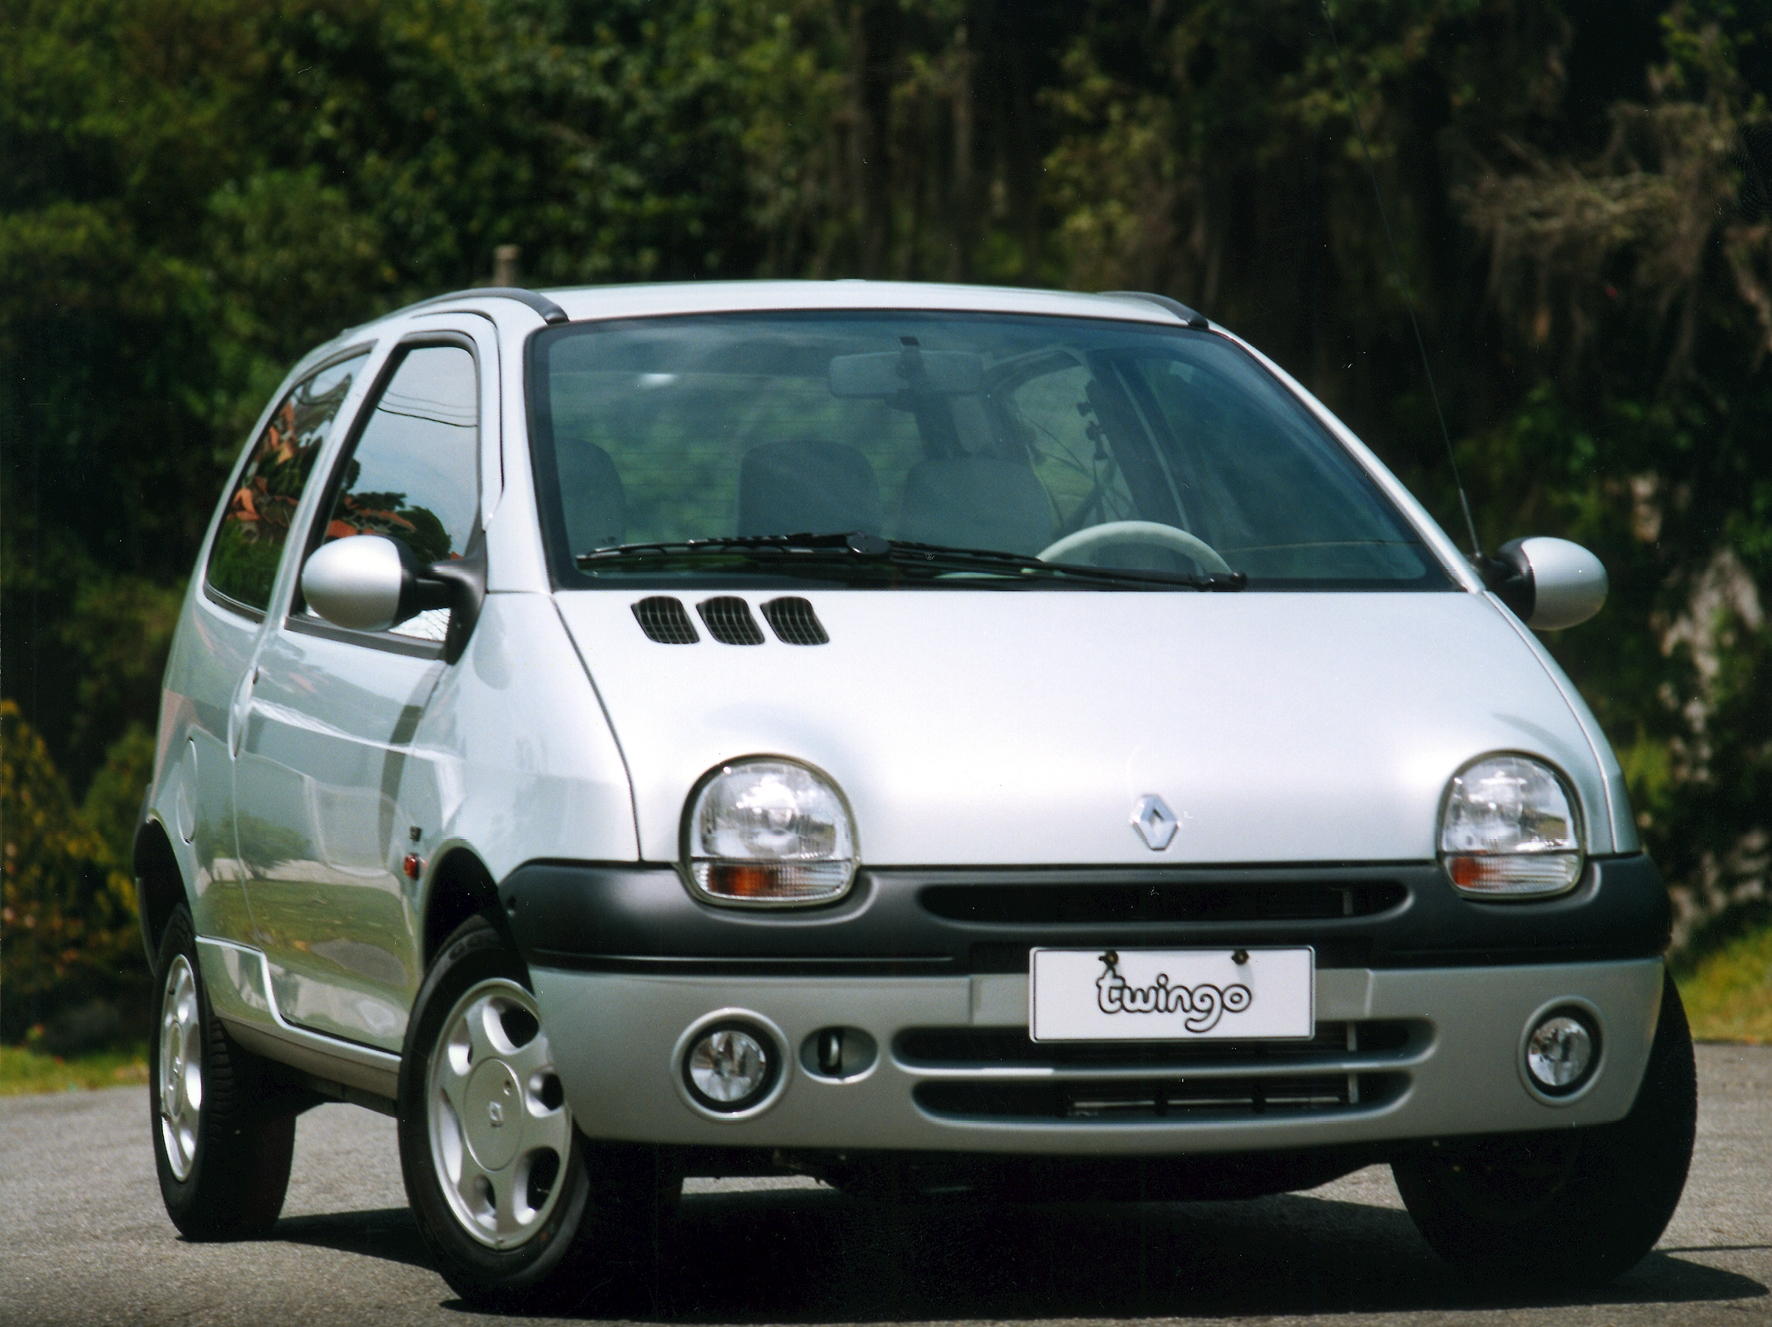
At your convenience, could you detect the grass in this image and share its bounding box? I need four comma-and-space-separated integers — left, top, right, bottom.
1678, 919, 1772, 1044
0, 1042, 149, 1097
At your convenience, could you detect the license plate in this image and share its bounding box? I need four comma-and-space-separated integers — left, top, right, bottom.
1028, 947, 1315, 1042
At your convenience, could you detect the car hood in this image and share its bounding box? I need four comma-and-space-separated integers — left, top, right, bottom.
553, 588, 1618, 866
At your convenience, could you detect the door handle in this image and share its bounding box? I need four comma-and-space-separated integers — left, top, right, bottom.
229, 666, 259, 758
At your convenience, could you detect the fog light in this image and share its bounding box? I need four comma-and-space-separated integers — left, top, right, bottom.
1524, 1010, 1598, 1094
683, 1024, 778, 1113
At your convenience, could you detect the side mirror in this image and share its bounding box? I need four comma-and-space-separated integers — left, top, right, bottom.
1485, 536, 1608, 630
300, 534, 486, 662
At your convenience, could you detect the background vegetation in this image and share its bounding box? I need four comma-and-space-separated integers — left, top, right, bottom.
4, 0, 1769, 1048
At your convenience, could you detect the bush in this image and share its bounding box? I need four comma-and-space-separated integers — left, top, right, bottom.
0, 700, 147, 1045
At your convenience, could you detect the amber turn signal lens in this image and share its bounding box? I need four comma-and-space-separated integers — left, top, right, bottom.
1448, 855, 1485, 887
1444, 851, 1582, 896
707, 863, 775, 897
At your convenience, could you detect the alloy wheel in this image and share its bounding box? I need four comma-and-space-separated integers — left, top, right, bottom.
158, 955, 203, 1181
426, 978, 574, 1249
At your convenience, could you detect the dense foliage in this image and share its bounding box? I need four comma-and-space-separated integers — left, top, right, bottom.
4, 0, 1769, 1031
0, 702, 144, 1042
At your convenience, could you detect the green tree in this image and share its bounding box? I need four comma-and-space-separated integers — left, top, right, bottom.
3, 0, 1768, 972
0, 701, 144, 1043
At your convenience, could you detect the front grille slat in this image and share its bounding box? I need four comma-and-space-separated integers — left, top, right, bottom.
921, 880, 1407, 925
902, 1020, 1418, 1122
914, 1072, 1406, 1121
896, 1020, 1416, 1072
632, 596, 699, 644
697, 596, 766, 645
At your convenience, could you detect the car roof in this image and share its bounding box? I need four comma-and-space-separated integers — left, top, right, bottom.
538, 280, 1186, 326
352, 279, 1190, 339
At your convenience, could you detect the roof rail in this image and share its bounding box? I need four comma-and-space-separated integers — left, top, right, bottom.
404, 286, 569, 325
1099, 290, 1210, 330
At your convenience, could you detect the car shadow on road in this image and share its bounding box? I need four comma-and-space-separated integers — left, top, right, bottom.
594, 1188, 1765, 1322
274, 1206, 435, 1273
276, 1188, 1765, 1321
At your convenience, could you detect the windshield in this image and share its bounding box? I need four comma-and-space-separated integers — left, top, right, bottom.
527, 310, 1449, 590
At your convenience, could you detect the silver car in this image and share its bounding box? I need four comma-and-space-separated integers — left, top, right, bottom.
137, 280, 1693, 1309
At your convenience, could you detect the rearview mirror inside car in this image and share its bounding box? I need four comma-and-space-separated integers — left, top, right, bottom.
829, 347, 983, 398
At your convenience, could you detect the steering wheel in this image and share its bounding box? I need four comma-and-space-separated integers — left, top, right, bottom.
1037, 520, 1233, 574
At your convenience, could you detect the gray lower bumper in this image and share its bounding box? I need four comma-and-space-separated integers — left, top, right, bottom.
533, 958, 1664, 1156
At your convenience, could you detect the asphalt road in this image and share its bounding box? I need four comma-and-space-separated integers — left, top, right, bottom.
3, 1044, 1767, 1327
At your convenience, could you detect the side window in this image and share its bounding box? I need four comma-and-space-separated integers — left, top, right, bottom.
207, 352, 370, 614
311, 344, 480, 641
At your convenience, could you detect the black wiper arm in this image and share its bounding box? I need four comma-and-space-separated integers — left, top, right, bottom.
576, 532, 892, 564
577, 531, 1246, 590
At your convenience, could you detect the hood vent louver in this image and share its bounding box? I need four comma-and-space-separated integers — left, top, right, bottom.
761, 597, 829, 645
632, 597, 699, 644
697, 596, 765, 645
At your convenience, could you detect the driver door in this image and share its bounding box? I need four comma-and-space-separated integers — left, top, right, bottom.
233, 327, 490, 1051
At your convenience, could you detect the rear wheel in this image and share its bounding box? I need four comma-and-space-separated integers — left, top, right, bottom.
150, 904, 297, 1239
397, 914, 677, 1312
1393, 973, 1697, 1285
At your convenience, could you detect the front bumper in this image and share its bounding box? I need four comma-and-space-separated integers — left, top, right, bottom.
511, 857, 1670, 1155
532, 957, 1665, 1155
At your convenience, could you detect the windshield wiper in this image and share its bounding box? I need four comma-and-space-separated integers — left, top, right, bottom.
884, 539, 1246, 590
578, 532, 888, 563
576, 532, 1247, 591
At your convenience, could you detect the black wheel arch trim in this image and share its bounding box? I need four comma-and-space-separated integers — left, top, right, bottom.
134, 815, 191, 964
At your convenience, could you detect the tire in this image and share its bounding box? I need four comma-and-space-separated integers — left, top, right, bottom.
150, 904, 297, 1240
397, 914, 677, 1313
1393, 973, 1697, 1286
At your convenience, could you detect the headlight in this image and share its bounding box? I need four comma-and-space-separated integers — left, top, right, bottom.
685, 759, 857, 906
1439, 755, 1584, 898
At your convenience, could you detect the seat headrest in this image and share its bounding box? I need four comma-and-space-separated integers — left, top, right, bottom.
555, 440, 627, 553
738, 441, 884, 537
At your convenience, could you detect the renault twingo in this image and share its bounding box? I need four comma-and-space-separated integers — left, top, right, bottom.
136, 281, 1692, 1309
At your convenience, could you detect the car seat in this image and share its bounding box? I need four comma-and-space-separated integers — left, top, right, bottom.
898, 456, 1055, 555
738, 440, 884, 537
554, 440, 628, 553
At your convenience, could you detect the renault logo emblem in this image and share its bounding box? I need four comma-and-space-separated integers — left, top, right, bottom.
1131, 794, 1179, 850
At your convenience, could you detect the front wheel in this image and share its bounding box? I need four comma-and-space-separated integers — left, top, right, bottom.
1393, 973, 1697, 1285
397, 914, 676, 1313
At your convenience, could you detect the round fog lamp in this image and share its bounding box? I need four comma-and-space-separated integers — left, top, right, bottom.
684, 1025, 777, 1112
1525, 1011, 1597, 1094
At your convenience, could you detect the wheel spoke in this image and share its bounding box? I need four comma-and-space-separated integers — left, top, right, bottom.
454, 1148, 498, 1233
493, 1159, 525, 1239
463, 995, 501, 1067
524, 1089, 573, 1155
434, 1041, 472, 1112
503, 1029, 553, 1085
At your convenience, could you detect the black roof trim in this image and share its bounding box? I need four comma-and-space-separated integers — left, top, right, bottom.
1099, 290, 1210, 330
404, 286, 569, 325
